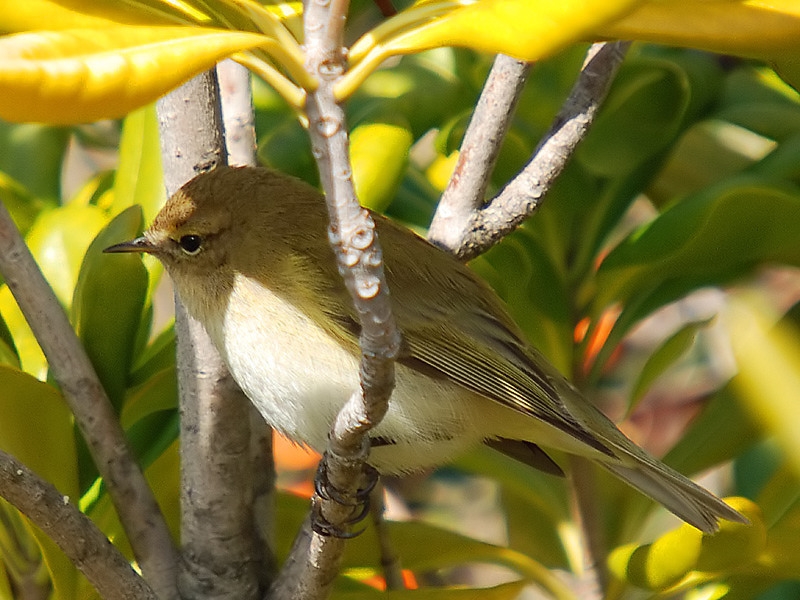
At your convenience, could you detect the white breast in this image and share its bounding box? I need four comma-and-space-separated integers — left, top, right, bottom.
201, 274, 504, 473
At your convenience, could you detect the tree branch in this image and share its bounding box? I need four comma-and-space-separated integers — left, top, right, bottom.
268, 0, 401, 597
428, 54, 531, 250
218, 57, 280, 587
157, 70, 261, 600
436, 41, 631, 260
0, 449, 157, 600
0, 190, 179, 600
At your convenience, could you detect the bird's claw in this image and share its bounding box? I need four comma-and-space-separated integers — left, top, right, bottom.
311, 456, 379, 538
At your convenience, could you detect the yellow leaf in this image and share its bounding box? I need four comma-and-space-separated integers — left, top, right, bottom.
340, 0, 642, 99
0, 26, 271, 124
385, 0, 639, 58
599, 0, 800, 58
0, 0, 179, 32
727, 294, 800, 479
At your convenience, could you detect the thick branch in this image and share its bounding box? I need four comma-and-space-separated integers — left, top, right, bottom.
439, 41, 630, 260
428, 55, 531, 250
269, 1, 400, 597
157, 70, 260, 600
218, 57, 279, 588
0, 449, 157, 600
0, 196, 178, 599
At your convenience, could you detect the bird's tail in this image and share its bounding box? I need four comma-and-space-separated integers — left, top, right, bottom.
600, 453, 747, 533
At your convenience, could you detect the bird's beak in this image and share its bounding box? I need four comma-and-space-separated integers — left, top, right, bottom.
103, 236, 156, 254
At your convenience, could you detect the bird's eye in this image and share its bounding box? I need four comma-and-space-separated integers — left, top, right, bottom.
178, 234, 202, 255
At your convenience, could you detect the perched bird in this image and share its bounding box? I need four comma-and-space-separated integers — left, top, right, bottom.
106, 165, 745, 533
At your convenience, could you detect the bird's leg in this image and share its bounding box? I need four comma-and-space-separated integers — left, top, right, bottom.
311, 455, 379, 538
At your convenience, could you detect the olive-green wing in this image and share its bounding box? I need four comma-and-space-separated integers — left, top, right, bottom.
356, 215, 612, 456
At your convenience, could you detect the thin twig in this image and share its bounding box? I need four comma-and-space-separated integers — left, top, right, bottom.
268, 0, 400, 597
157, 70, 261, 600
0, 199, 179, 599
370, 485, 404, 591
440, 41, 631, 261
0, 449, 158, 600
428, 55, 531, 251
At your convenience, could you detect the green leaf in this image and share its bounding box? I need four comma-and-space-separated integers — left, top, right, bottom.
112, 103, 166, 343
385, 166, 440, 229
0, 367, 77, 496
629, 318, 712, 410
129, 323, 175, 386
470, 227, 573, 374
257, 118, 318, 186
0, 310, 20, 368
348, 50, 474, 140
333, 581, 530, 599
86, 439, 180, 558
596, 177, 800, 310
0, 172, 46, 236
121, 366, 177, 430
343, 520, 571, 600
608, 498, 765, 591
113, 104, 165, 225
72, 206, 148, 409
455, 445, 573, 569
664, 385, 760, 479
0, 366, 80, 598
26, 203, 108, 307
576, 57, 691, 178
0, 122, 69, 205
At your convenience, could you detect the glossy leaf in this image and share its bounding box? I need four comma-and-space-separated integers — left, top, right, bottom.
0, 311, 20, 369
327, 581, 529, 599
471, 227, 573, 374
0, 122, 70, 205
120, 366, 177, 430
600, 1, 800, 59
0, 0, 185, 32
0, 366, 80, 598
72, 206, 148, 409
575, 57, 691, 178
112, 104, 166, 323
0, 367, 77, 495
629, 318, 712, 410
257, 117, 318, 185
25, 204, 108, 308
350, 116, 413, 213
0, 286, 46, 378
0, 172, 45, 237
113, 104, 165, 225
608, 498, 766, 591
0, 26, 272, 123
86, 439, 180, 559
343, 521, 570, 600
596, 177, 800, 310
340, 0, 642, 98
130, 323, 175, 386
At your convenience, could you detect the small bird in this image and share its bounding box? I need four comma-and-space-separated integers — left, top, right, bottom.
106, 165, 745, 533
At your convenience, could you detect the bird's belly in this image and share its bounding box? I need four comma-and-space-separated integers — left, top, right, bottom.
210, 280, 492, 473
